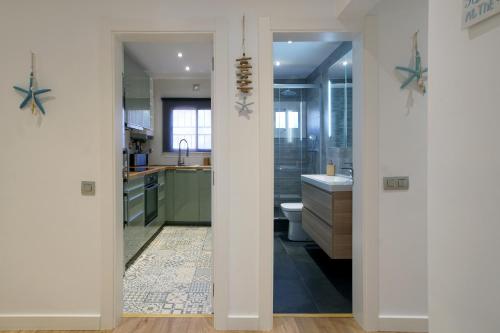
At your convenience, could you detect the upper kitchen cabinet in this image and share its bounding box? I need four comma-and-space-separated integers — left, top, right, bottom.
123, 49, 154, 136
123, 73, 153, 135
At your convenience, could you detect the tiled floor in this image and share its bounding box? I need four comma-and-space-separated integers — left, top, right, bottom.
123, 226, 212, 315
274, 222, 352, 313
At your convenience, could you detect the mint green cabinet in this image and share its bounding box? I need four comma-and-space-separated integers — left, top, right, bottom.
124, 177, 145, 225
199, 170, 212, 221
165, 170, 175, 221
158, 170, 166, 222
173, 169, 200, 222
164, 169, 212, 223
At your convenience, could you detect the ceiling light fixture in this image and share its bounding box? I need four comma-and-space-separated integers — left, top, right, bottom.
275, 61, 281, 67
177, 52, 183, 58
287, 40, 293, 44
185, 66, 190, 71
342, 61, 348, 67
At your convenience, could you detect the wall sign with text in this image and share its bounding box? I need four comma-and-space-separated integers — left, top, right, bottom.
463, 0, 500, 28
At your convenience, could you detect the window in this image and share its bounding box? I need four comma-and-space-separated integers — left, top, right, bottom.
275, 110, 299, 129
162, 98, 212, 152
275, 111, 286, 129
287, 111, 299, 129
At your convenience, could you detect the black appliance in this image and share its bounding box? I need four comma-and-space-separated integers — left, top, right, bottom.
144, 173, 159, 226
129, 153, 148, 172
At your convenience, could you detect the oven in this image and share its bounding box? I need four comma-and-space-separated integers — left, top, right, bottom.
144, 173, 159, 226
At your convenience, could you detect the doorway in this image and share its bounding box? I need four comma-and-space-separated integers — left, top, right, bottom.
116, 32, 215, 316
272, 32, 354, 314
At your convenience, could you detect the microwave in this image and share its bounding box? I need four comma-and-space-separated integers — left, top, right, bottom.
129, 153, 148, 171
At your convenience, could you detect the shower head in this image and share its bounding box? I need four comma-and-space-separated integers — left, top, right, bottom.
280, 89, 297, 97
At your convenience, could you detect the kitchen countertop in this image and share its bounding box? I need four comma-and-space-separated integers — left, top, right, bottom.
127, 165, 211, 180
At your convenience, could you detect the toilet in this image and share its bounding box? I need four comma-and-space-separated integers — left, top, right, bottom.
280, 202, 312, 241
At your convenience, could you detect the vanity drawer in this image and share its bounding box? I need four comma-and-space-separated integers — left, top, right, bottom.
302, 182, 333, 225
302, 207, 333, 257
302, 206, 352, 259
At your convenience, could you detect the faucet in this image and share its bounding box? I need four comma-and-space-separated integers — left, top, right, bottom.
177, 139, 190, 166
341, 167, 353, 177
341, 162, 353, 177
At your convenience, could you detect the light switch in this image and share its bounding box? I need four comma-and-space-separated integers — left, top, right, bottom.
383, 176, 409, 190
81, 181, 96, 196
398, 178, 409, 189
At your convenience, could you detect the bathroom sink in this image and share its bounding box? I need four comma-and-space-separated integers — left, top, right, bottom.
301, 174, 353, 192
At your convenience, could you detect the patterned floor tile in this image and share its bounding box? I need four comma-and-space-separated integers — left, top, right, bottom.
123, 226, 212, 314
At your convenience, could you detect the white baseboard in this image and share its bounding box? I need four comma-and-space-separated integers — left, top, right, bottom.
0, 314, 101, 330
225, 314, 260, 330
378, 315, 428, 332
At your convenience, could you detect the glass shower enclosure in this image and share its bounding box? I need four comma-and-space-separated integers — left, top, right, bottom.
274, 84, 321, 219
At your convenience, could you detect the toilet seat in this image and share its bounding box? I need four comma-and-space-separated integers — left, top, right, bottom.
280, 202, 303, 212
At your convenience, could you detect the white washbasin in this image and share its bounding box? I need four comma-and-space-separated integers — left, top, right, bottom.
301, 174, 353, 192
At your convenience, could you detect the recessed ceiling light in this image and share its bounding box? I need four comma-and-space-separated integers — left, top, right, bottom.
275, 61, 281, 67
185, 66, 190, 71
287, 40, 293, 44
342, 61, 348, 66
177, 52, 183, 58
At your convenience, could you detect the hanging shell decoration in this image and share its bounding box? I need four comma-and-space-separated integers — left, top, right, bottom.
235, 15, 254, 114
236, 54, 253, 94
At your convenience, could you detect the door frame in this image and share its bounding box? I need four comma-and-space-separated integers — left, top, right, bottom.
257, 18, 380, 331
102, 22, 230, 329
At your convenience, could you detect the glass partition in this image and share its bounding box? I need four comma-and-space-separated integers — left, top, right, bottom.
273, 84, 321, 218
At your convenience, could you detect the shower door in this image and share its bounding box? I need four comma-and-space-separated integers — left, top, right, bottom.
273, 84, 320, 219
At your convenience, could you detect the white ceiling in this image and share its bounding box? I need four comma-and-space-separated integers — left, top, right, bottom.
273, 41, 342, 79
124, 35, 212, 79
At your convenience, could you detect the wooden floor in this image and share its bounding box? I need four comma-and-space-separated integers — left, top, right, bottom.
2, 316, 409, 333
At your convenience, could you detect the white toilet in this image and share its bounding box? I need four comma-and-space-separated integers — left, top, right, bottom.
280, 202, 312, 241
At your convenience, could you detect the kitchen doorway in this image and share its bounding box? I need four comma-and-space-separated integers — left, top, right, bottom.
111, 31, 229, 321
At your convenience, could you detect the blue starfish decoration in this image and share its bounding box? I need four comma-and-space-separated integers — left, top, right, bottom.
395, 31, 428, 94
13, 53, 51, 115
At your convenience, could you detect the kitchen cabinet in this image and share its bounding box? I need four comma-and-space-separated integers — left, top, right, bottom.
164, 169, 211, 223
165, 170, 175, 221
158, 170, 166, 223
123, 171, 164, 267
173, 169, 200, 222
123, 177, 145, 265
123, 73, 154, 135
124, 177, 145, 226
199, 170, 212, 222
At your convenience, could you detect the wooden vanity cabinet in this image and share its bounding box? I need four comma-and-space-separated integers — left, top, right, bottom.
301, 182, 352, 259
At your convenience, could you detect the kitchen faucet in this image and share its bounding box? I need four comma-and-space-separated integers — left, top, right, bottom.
177, 139, 190, 166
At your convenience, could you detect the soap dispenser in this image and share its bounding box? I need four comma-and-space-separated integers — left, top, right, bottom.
326, 160, 335, 176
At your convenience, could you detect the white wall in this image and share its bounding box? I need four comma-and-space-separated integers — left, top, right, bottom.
149, 78, 211, 166
428, 1, 500, 333
0, 1, 103, 329
371, 1, 429, 331
0, 0, 434, 330
0, 0, 362, 330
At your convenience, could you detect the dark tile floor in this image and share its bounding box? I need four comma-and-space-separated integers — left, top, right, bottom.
273, 220, 352, 313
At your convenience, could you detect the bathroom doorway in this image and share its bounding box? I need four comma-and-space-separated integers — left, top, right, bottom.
272, 33, 353, 314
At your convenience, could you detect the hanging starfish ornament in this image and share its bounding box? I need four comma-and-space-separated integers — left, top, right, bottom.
235, 96, 254, 113
395, 31, 428, 94
235, 15, 253, 114
13, 52, 51, 115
